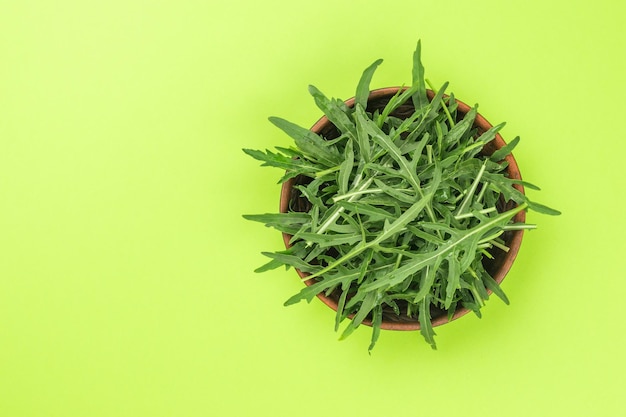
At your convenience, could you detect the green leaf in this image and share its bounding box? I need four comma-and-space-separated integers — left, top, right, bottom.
481, 272, 509, 305
337, 201, 395, 222
443, 106, 477, 149
284, 273, 352, 305
335, 283, 351, 331
466, 123, 506, 153
456, 159, 488, 216
254, 258, 285, 273
361, 203, 527, 292
373, 179, 416, 204
419, 295, 437, 349
528, 200, 562, 216
363, 162, 401, 178
355, 106, 425, 194
294, 232, 362, 248
406, 225, 445, 245
338, 140, 355, 195
302, 170, 441, 283
490, 136, 520, 161
242, 212, 310, 227
261, 252, 320, 274
308, 85, 357, 140
355, 59, 383, 111
242, 148, 321, 175
368, 306, 383, 352
378, 84, 419, 126
354, 104, 372, 162
444, 255, 460, 309
412, 255, 443, 302
340, 290, 380, 340
294, 183, 325, 209
411, 40, 428, 112
268, 116, 342, 167
423, 82, 448, 124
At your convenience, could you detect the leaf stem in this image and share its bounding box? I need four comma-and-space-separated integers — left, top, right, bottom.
332, 188, 387, 202
475, 181, 489, 203
454, 207, 497, 220
315, 165, 341, 178
456, 159, 487, 216
426, 78, 455, 127
317, 177, 374, 234
503, 223, 537, 231
489, 239, 510, 252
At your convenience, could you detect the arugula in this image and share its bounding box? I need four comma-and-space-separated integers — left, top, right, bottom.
244, 41, 560, 351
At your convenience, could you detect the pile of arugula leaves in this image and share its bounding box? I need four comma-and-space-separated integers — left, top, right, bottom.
244, 41, 559, 350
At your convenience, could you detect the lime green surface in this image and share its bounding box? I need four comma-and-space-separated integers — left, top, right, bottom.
1, 1, 625, 416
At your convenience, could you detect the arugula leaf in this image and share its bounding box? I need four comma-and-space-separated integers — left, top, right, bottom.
308, 85, 357, 140
338, 139, 354, 195
268, 117, 342, 167
355, 59, 383, 110
411, 40, 428, 112
490, 136, 520, 161
419, 295, 437, 349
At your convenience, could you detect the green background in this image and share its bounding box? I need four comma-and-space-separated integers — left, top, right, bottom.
1, 0, 625, 415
